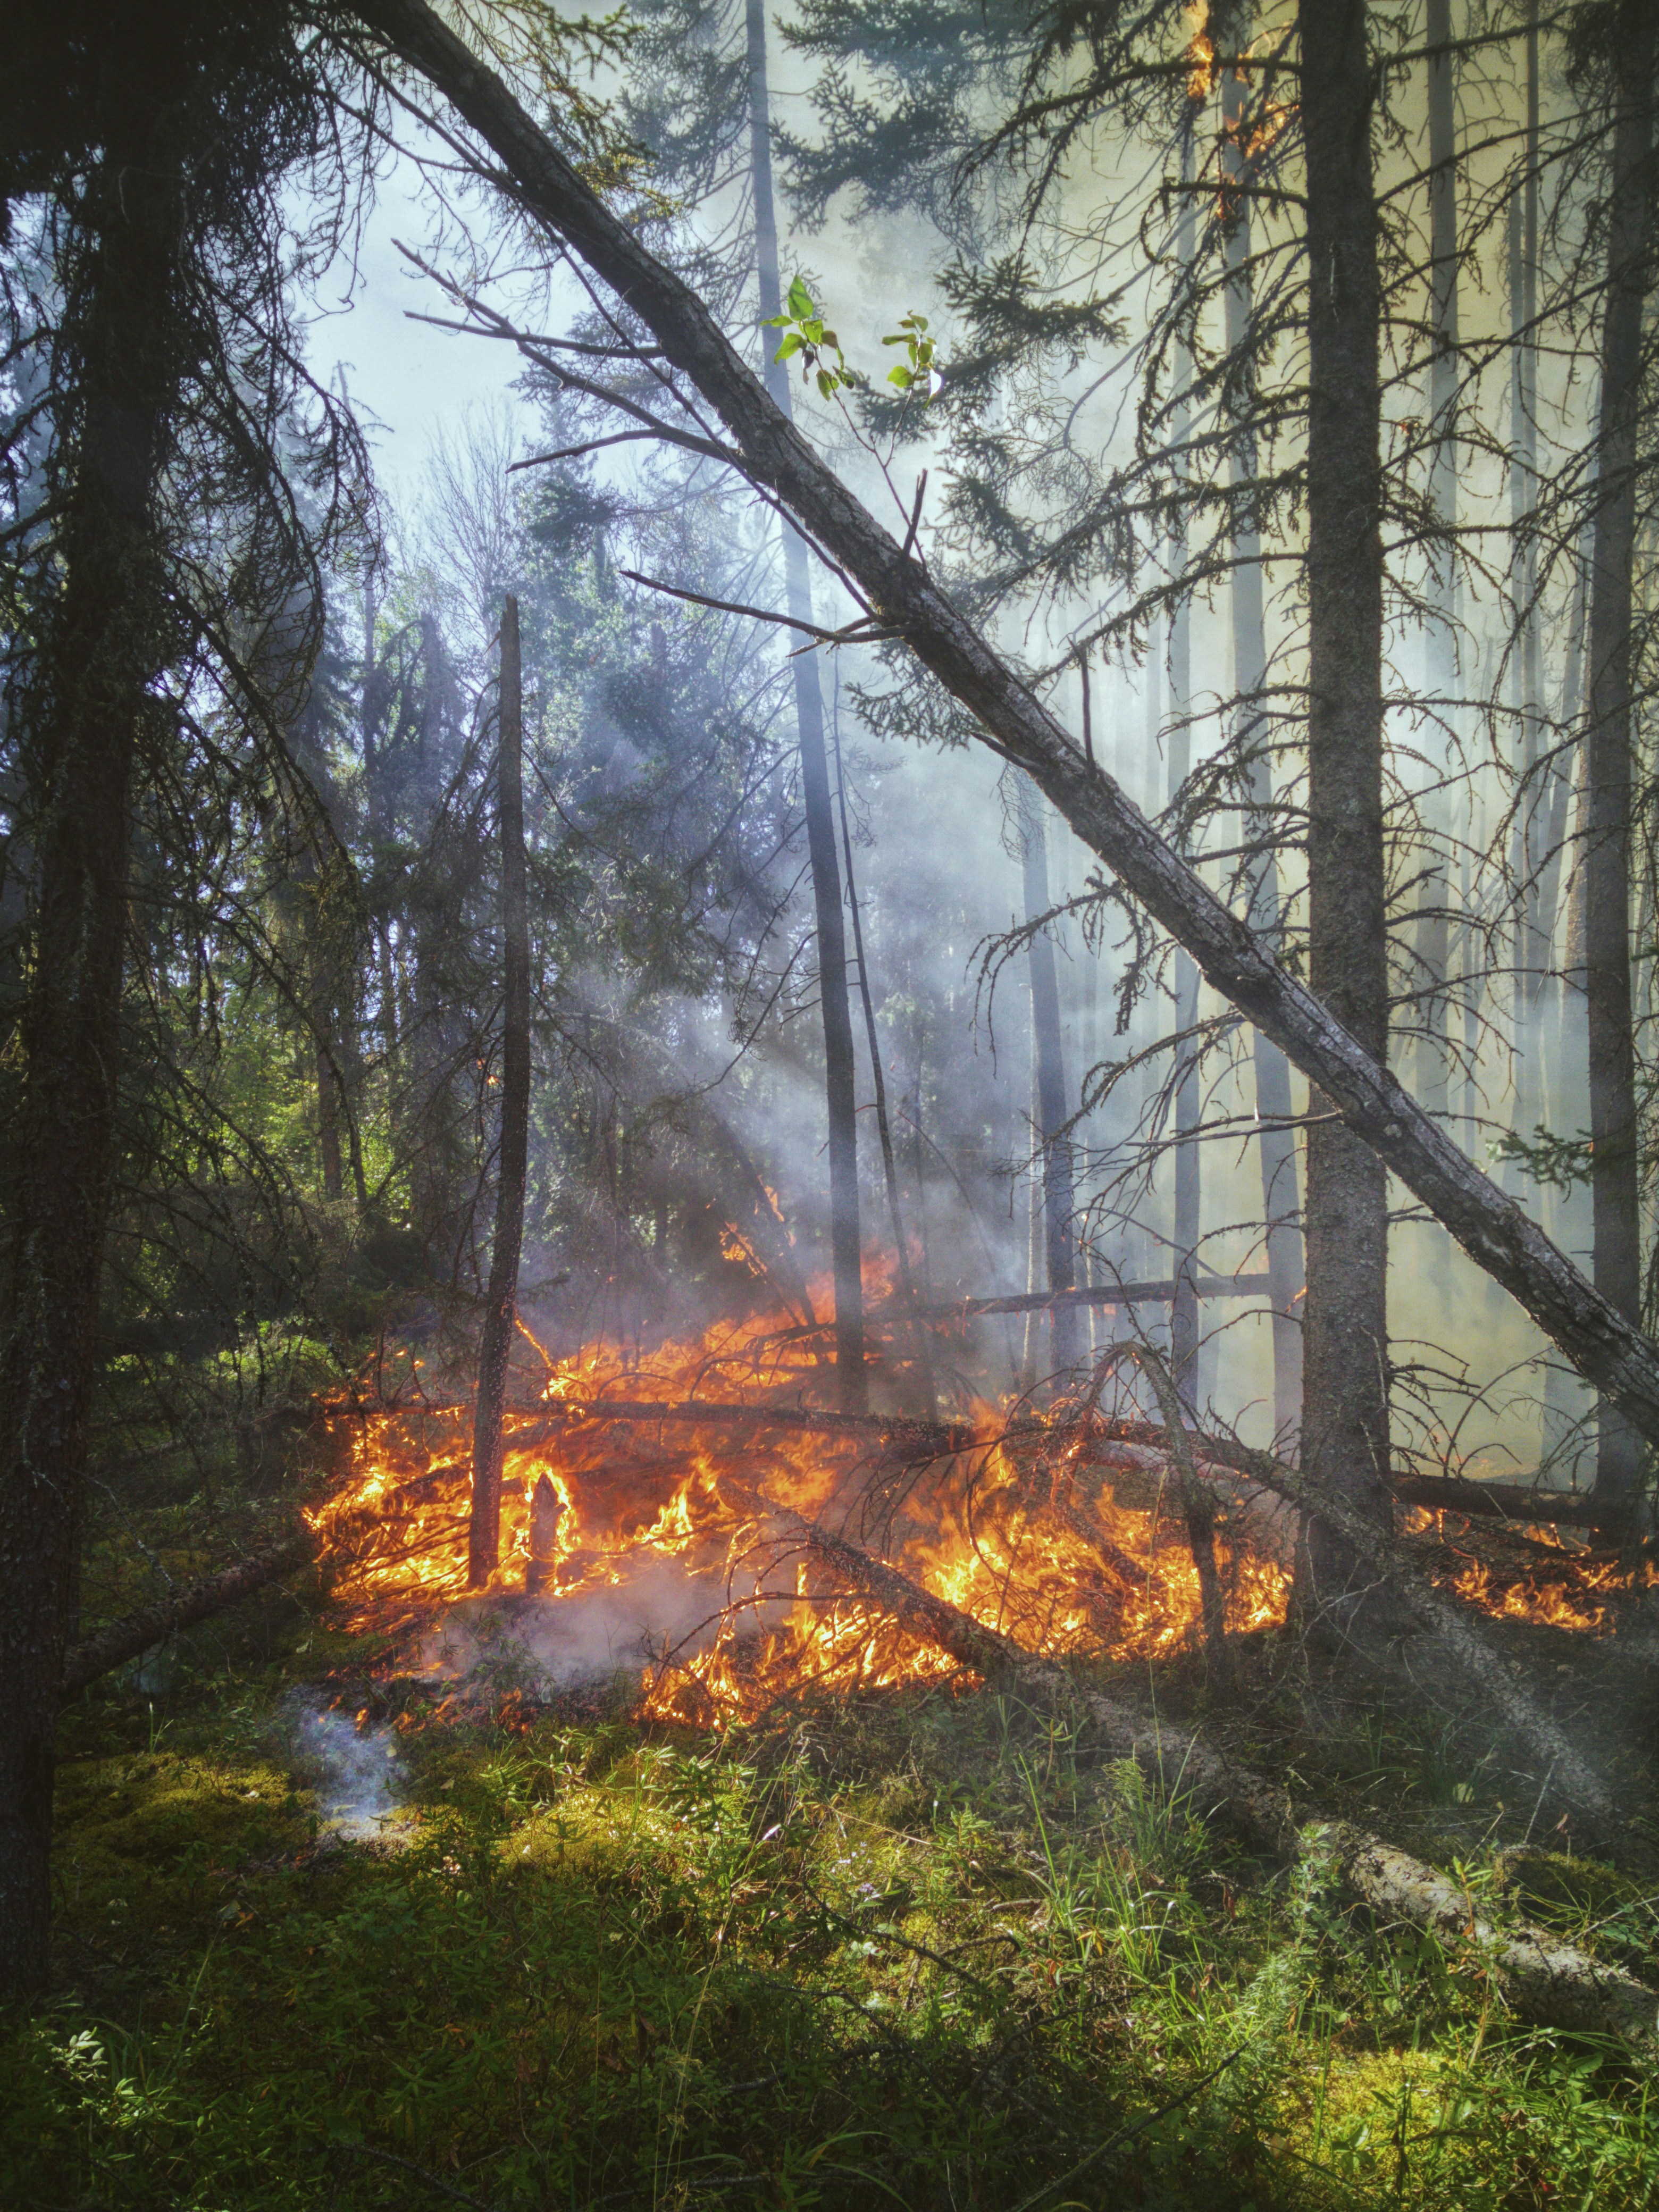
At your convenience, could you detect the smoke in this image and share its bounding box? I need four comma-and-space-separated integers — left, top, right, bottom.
284, 1691, 408, 1840
422, 1557, 741, 1692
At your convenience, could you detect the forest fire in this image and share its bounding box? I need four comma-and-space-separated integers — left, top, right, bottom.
308, 1297, 1298, 1724
308, 1292, 1659, 1719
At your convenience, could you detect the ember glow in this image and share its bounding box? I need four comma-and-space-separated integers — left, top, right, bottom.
308, 1292, 1294, 1722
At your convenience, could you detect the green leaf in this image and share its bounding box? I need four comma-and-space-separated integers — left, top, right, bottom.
786, 275, 815, 319
887, 364, 914, 389
816, 368, 835, 398
879, 333, 908, 346
773, 332, 803, 361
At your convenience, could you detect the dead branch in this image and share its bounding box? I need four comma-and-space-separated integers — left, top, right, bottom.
778, 1510, 1295, 1855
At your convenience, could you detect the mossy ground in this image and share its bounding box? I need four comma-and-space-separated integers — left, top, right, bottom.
6, 1590, 1659, 2211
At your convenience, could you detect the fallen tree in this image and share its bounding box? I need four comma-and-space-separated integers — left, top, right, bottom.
783, 1512, 1657, 2045
62, 1534, 316, 1696
339, 0, 1659, 1466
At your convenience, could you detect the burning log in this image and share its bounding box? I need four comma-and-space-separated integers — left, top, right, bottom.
525, 1400, 977, 1459
1385, 1472, 1608, 1529
1092, 1419, 1614, 1825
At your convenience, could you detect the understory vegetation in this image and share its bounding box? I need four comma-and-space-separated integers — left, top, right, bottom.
9, 1565, 1659, 2212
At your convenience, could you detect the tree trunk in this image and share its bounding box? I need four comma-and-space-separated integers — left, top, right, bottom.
468, 596, 532, 1584
1222, 54, 1304, 1445
1295, 0, 1393, 1629
1417, 0, 1459, 1122
1583, 2, 1657, 1518
1508, 7, 1544, 1122
832, 715, 936, 1416
746, 0, 865, 1410
1020, 789, 1079, 1380
360, 0, 1659, 1452
0, 131, 178, 2001
1168, 123, 1203, 1415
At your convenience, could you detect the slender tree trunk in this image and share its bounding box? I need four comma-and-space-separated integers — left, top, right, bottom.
1169, 123, 1202, 1413
1020, 789, 1079, 1380
1296, 0, 1393, 1625
1508, 8, 1544, 1122
0, 131, 177, 2000
746, 0, 864, 1409
1582, 3, 1657, 1517
1222, 53, 1303, 1443
468, 597, 532, 1584
1418, 0, 1459, 1121
831, 709, 936, 1415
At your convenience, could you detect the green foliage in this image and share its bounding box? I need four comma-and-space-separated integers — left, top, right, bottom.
11, 1659, 1659, 2211
768, 280, 943, 407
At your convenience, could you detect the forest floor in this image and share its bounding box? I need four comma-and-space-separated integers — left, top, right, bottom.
7, 1556, 1659, 2211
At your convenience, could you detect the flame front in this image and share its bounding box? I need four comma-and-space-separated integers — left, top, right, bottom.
308, 1294, 1294, 1721
311, 1297, 1640, 1717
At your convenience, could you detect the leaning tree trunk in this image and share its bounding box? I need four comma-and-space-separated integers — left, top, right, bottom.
1295, 0, 1393, 1629
1221, 51, 1304, 1443
1583, 0, 1657, 1519
0, 131, 179, 2001
1019, 786, 1079, 1381
746, 0, 865, 1410
468, 596, 532, 1584
357, 0, 1659, 1452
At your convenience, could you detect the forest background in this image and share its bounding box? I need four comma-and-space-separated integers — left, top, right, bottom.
3, 1, 1659, 2206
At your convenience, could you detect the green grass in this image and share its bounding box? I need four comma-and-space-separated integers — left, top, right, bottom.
6, 1644, 1659, 2212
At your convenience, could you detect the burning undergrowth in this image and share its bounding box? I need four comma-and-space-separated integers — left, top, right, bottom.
305, 1292, 1659, 1732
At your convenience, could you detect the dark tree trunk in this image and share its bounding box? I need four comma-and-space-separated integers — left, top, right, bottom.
1583, 2, 1657, 1516
747, 0, 865, 1410
1222, 53, 1303, 1444
362, 0, 1659, 1451
0, 131, 178, 2001
468, 596, 532, 1584
1019, 792, 1079, 1379
1296, 0, 1393, 1626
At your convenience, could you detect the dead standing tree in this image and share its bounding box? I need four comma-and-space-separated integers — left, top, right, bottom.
468, 594, 532, 1584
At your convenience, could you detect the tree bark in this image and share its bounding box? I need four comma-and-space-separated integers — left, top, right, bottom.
468, 596, 532, 1584
1222, 53, 1303, 1444
1295, 0, 1393, 1626
353, 0, 1659, 1453
746, 0, 865, 1410
1019, 789, 1079, 1379
0, 130, 178, 2000
1582, 0, 1656, 1516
